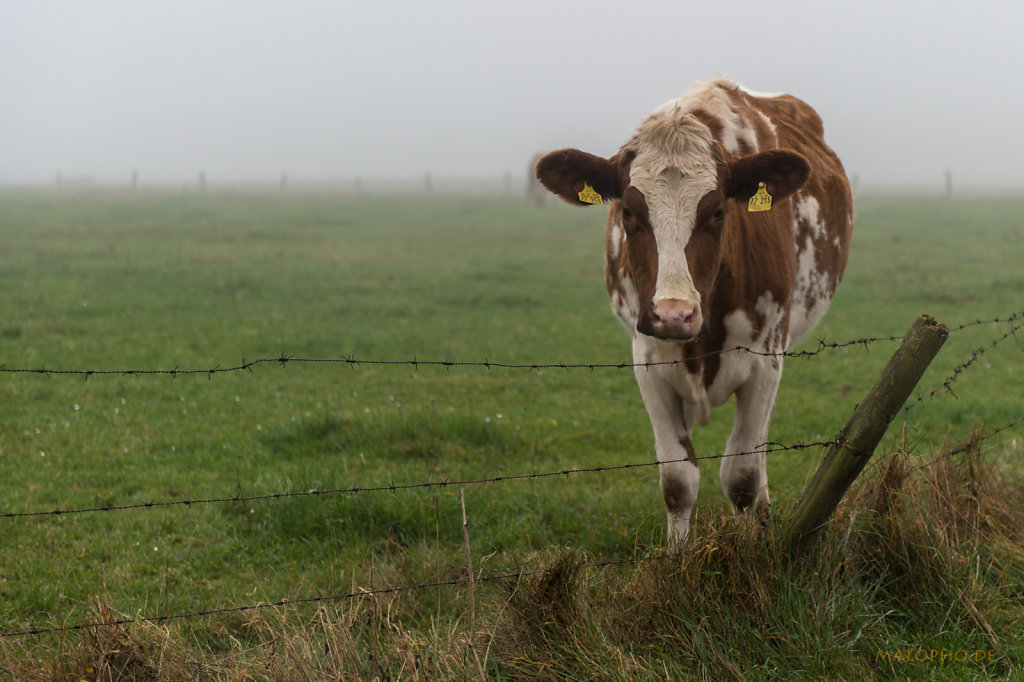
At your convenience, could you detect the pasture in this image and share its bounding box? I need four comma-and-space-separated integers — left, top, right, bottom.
0, 188, 1022, 679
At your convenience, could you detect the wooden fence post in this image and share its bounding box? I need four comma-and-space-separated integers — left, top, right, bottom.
783, 314, 949, 555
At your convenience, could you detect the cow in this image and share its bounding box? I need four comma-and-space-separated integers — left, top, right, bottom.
535, 77, 853, 547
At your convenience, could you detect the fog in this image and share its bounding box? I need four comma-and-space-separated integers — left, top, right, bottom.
3, 0, 1023, 190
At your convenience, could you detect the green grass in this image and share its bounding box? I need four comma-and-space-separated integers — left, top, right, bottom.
0, 189, 1021, 679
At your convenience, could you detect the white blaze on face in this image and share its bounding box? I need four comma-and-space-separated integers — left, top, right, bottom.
628, 112, 719, 309
644, 167, 715, 307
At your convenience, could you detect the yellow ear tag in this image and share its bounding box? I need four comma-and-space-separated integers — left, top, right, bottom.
578, 182, 603, 205
747, 182, 772, 212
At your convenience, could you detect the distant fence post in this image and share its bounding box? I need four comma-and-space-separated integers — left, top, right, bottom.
783, 314, 949, 556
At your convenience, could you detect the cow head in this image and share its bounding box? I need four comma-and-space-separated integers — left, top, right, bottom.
535, 114, 809, 341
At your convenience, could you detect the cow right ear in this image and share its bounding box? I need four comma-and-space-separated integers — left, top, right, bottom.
535, 149, 622, 206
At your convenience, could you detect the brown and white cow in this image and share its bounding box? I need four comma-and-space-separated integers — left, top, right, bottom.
535, 77, 853, 546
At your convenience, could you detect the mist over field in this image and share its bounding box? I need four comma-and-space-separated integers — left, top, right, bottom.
3, 0, 1024, 190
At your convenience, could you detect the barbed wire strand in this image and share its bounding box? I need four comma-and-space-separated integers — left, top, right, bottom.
1, 438, 837, 520
0, 342, 890, 378
4, 411, 1020, 522
1, 310, 1019, 379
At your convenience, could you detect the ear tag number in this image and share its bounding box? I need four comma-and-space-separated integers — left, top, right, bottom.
578, 182, 603, 205
748, 182, 772, 212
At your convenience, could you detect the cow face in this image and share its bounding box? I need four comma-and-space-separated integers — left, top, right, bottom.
536, 131, 809, 342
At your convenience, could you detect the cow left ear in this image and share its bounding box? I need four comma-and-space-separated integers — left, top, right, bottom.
535, 149, 623, 206
725, 150, 810, 203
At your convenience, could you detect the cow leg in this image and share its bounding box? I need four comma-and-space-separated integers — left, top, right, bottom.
633, 365, 701, 548
719, 361, 782, 523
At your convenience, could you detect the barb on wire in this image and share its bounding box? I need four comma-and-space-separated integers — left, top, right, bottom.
1, 438, 837, 521
0, 556, 638, 639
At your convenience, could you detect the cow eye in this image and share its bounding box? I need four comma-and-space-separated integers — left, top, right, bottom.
621, 207, 633, 221
713, 207, 725, 220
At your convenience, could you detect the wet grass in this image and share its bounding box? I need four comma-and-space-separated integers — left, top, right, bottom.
0, 189, 1021, 678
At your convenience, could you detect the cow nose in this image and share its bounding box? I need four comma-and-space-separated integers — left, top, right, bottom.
650, 298, 703, 339
653, 299, 696, 325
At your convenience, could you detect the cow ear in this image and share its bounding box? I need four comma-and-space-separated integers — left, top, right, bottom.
535, 149, 622, 206
726, 150, 810, 203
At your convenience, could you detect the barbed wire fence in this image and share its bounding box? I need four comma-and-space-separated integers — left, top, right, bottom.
1, 310, 1021, 639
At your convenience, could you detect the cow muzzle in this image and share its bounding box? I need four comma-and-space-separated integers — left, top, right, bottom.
638, 298, 705, 341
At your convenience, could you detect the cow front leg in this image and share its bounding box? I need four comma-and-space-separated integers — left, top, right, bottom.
719, 362, 782, 524
634, 366, 701, 547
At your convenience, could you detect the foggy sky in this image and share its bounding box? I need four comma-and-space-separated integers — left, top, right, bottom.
3, 0, 1023, 188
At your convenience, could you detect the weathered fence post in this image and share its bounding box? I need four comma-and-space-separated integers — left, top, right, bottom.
783, 314, 949, 555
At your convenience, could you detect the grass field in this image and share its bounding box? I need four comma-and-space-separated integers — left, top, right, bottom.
0, 188, 1021, 679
